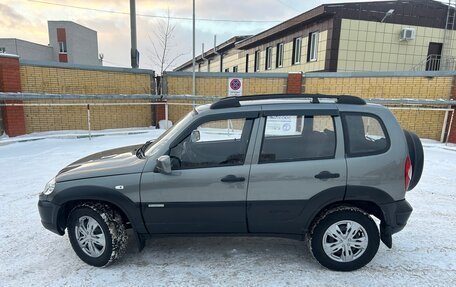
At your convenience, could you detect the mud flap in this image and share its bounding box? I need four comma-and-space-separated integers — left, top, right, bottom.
380, 223, 392, 248
134, 232, 146, 252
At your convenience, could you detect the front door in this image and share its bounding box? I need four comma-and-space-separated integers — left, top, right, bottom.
140, 115, 257, 234
247, 111, 347, 234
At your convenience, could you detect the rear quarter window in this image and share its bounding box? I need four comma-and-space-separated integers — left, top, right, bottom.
342, 113, 390, 157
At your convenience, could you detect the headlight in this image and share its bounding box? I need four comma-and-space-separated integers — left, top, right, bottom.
42, 177, 56, 195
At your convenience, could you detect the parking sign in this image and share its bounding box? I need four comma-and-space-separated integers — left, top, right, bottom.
228, 78, 243, 97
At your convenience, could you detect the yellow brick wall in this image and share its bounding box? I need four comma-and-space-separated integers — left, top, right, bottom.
304, 76, 452, 139
20, 65, 153, 133
20, 66, 151, 94
166, 75, 287, 122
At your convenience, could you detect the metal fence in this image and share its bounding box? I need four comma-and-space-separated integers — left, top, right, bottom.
0, 93, 455, 143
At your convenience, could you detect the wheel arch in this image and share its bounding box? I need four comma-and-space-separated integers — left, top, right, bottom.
52, 185, 148, 234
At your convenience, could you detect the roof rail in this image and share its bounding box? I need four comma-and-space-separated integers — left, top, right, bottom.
210, 94, 366, 109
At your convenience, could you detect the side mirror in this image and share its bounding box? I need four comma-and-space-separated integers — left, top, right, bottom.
190, 130, 200, 143
155, 155, 172, 174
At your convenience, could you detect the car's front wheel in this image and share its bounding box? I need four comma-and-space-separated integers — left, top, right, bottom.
67, 203, 128, 267
308, 206, 380, 271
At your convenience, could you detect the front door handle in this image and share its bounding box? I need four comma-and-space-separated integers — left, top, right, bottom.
315, 171, 340, 180
221, 175, 246, 182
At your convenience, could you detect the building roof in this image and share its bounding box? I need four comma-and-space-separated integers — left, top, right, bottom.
237, 0, 450, 49
174, 35, 251, 71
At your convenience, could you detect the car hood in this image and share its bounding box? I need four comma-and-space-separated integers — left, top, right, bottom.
56, 144, 146, 182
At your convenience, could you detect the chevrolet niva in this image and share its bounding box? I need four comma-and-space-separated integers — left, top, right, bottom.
38, 94, 423, 271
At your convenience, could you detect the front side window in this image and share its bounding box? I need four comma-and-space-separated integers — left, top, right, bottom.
342, 113, 389, 157
292, 37, 302, 65
169, 118, 252, 169
276, 43, 284, 68
265, 47, 272, 70
254, 51, 260, 72
260, 115, 336, 163
308, 32, 319, 62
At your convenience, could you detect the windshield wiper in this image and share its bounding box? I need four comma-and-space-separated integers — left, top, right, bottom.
136, 140, 154, 158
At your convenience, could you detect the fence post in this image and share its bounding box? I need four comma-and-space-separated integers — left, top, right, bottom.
441, 110, 449, 142
446, 108, 454, 145
0, 54, 26, 137
87, 104, 92, 140
165, 101, 169, 129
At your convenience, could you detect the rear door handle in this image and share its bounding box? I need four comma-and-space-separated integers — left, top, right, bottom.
315, 171, 340, 180
221, 175, 246, 182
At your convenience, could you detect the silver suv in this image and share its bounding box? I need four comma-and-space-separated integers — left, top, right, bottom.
38, 94, 423, 271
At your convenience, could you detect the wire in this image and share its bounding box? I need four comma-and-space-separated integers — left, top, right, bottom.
27, 0, 284, 23
275, 0, 300, 12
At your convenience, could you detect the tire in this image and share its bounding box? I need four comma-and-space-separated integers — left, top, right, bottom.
67, 202, 128, 267
403, 130, 424, 190
308, 206, 380, 271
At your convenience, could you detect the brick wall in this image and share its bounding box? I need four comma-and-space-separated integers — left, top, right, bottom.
164, 72, 456, 142
0, 55, 26, 136
304, 76, 452, 140
18, 63, 154, 134
165, 73, 287, 123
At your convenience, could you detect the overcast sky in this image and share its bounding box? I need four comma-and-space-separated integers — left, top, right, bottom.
1, 0, 393, 72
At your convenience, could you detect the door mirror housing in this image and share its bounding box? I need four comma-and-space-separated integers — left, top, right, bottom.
155, 155, 172, 174
190, 130, 200, 143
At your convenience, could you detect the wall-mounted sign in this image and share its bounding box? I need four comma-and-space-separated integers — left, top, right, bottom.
228, 78, 243, 97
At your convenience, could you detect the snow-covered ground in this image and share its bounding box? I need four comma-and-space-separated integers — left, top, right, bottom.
1, 132, 455, 286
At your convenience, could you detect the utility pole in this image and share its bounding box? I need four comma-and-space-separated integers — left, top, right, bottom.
192, 0, 196, 95
130, 0, 139, 68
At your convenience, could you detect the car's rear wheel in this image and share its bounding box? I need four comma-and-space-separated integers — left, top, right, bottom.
308, 206, 380, 271
67, 203, 128, 267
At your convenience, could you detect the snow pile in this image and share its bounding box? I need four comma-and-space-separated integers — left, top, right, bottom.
0, 133, 455, 286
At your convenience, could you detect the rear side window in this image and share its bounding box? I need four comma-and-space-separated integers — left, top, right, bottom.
260, 115, 336, 163
342, 113, 389, 157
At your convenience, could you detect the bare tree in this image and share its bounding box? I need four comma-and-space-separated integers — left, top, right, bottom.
148, 9, 186, 76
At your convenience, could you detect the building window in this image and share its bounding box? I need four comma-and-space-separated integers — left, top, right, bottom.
233, 66, 238, 72
276, 43, 284, 68
198, 62, 202, 72
225, 68, 229, 72
254, 50, 260, 72
207, 59, 211, 72
265, 47, 272, 70
245, 54, 249, 73
59, 41, 67, 53
0, 47, 5, 53
292, 37, 302, 65
308, 31, 319, 62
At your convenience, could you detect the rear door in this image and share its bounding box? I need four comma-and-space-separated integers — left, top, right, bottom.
247, 107, 347, 234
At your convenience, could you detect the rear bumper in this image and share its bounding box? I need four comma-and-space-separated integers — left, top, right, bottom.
38, 199, 65, 235
379, 199, 413, 247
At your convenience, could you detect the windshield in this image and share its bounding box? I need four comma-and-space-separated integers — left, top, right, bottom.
144, 110, 196, 156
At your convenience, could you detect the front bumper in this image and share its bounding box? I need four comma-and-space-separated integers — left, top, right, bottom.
379, 199, 413, 247
38, 199, 65, 235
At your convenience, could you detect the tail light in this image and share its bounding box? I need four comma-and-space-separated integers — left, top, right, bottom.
405, 156, 412, 191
